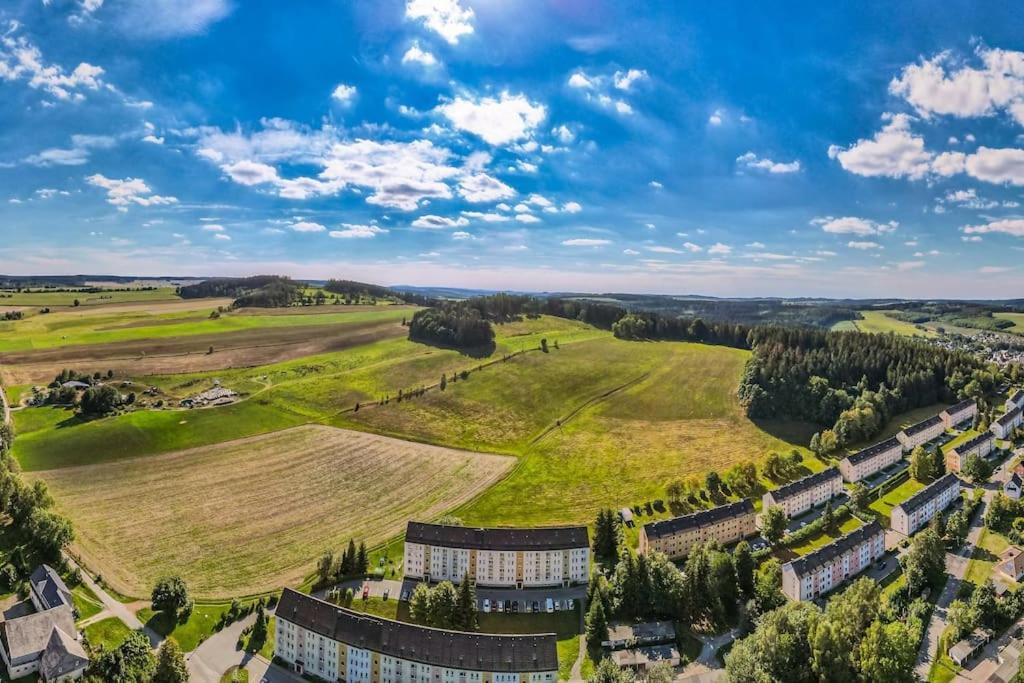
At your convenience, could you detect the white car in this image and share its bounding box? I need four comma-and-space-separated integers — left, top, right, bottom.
483, 599, 491, 613
545, 598, 554, 613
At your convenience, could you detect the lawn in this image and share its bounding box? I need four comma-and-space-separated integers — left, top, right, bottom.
962, 527, 1011, 589
83, 617, 133, 651
782, 514, 864, 557
29, 425, 513, 598
869, 478, 925, 525
71, 583, 104, 621
851, 311, 936, 337
138, 601, 251, 652
220, 667, 249, 683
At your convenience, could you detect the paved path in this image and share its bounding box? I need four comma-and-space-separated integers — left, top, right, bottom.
187, 610, 259, 682
0, 384, 9, 426
63, 553, 160, 645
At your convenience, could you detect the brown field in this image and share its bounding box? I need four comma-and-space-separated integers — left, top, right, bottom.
27, 425, 513, 599
0, 319, 406, 385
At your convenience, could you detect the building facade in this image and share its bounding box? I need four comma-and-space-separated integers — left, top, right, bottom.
638, 500, 756, 560
403, 523, 589, 588
992, 406, 1023, 440
761, 468, 843, 519
896, 415, 945, 452
275, 589, 558, 683
1007, 389, 1024, 413
781, 521, 885, 601
940, 399, 978, 430
839, 437, 903, 483
890, 473, 962, 536
945, 432, 995, 473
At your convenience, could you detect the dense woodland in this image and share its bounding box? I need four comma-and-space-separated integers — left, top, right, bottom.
178, 275, 301, 305
407, 306, 495, 348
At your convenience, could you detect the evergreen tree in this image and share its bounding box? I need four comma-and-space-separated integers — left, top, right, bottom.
585, 597, 609, 651
733, 540, 755, 597
409, 583, 431, 624
456, 575, 478, 630
356, 542, 368, 574
153, 638, 189, 683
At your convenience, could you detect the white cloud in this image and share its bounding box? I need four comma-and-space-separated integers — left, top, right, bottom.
290, 221, 326, 233
647, 245, 682, 254
848, 240, 882, 250
405, 0, 474, 45
419, 251, 441, 258
437, 92, 547, 145
329, 224, 388, 239
816, 250, 838, 256
568, 72, 593, 89
23, 134, 116, 166
142, 134, 164, 145
461, 211, 510, 223
623, 248, 639, 255
213, 233, 231, 241
963, 218, 1024, 237
562, 238, 610, 247
85, 174, 177, 208
458, 172, 516, 203
962, 235, 983, 242
827, 113, 935, 179
811, 216, 898, 236
708, 109, 724, 126
736, 151, 801, 174
0, 29, 105, 102
115, 0, 232, 38
552, 125, 575, 144
221, 160, 280, 186
526, 193, 553, 208
402, 42, 439, 68
562, 201, 582, 214
707, 242, 731, 255
746, 241, 766, 248
516, 213, 541, 224
331, 84, 357, 106
451, 231, 473, 240
412, 214, 469, 229
681, 242, 703, 253
566, 69, 637, 116
649, 180, 663, 189
964, 147, 1024, 185
613, 68, 649, 91
201, 224, 224, 232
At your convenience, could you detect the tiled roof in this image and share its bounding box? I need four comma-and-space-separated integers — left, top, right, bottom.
895, 473, 961, 515
766, 467, 841, 503
642, 500, 754, 540
276, 589, 558, 672
995, 406, 1023, 428
29, 565, 71, 611
901, 414, 944, 438
845, 437, 901, 466
405, 522, 588, 551
785, 521, 883, 577
1008, 389, 1024, 405
0, 605, 76, 660
950, 432, 994, 455
943, 399, 976, 416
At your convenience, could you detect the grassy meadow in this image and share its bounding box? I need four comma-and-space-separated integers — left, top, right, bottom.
836, 311, 936, 337
0, 287, 181, 307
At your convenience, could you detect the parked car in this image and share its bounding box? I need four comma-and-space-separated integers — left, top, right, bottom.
512, 601, 518, 613
545, 598, 554, 613
400, 589, 409, 601
483, 599, 491, 613
532, 600, 540, 613
568, 598, 575, 610
362, 585, 369, 600
382, 589, 390, 601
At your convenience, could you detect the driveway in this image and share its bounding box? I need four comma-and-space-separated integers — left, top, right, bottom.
187, 610, 260, 682
62, 553, 161, 646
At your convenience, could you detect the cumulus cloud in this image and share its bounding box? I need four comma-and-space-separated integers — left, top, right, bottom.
707, 243, 732, 255
647, 245, 682, 254
411, 214, 469, 229
681, 242, 703, 253
736, 151, 801, 174
562, 238, 610, 247
405, 0, 474, 45
827, 113, 936, 179
86, 174, 178, 208
516, 213, 541, 224
848, 240, 882, 250
461, 211, 510, 222
23, 134, 115, 166
623, 248, 639, 255
329, 224, 388, 239
649, 180, 663, 189
436, 92, 547, 145
115, 0, 233, 38
613, 68, 649, 91
552, 125, 575, 144
402, 42, 438, 67
221, 160, 280, 186
963, 218, 1024, 237
747, 241, 766, 248
458, 172, 516, 202
964, 147, 1024, 185
331, 84, 357, 106
566, 69, 639, 116
451, 231, 473, 240
562, 201, 582, 214
201, 224, 224, 232
811, 216, 898, 236
290, 221, 326, 233
0, 28, 105, 102
708, 109, 724, 126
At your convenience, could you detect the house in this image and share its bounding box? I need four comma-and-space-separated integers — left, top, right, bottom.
602, 622, 676, 650
945, 432, 996, 473
274, 588, 558, 683
896, 415, 945, 452
941, 399, 978, 429
29, 566, 71, 613
890, 473, 962, 536
611, 646, 681, 671
402, 522, 589, 588
638, 500, 756, 560
992, 406, 1024, 440
949, 628, 993, 667
761, 468, 843, 519
1005, 473, 1023, 501
781, 521, 885, 601
997, 546, 1024, 582
1007, 389, 1024, 413
839, 437, 903, 483
0, 605, 87, 681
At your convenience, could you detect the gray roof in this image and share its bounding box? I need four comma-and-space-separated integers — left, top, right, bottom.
277, 588, 558, 672
784, 521, 884, 578
1009, 389, 1024, 405
950, 432, 994, 456
901, 414, 944, 437
30, 565, 71, 610
943, 399, 976, 417
0, 605, 76, 661
39, 626, 87, 680
995, 405, 1023, 428
949, 628, 991, 662
605, 621, 676, 644
642, 500, 754, 540
405, 522, 588, 551
766, 467, 841, 503
895, 473, 961, 516
845, 437, 901, 466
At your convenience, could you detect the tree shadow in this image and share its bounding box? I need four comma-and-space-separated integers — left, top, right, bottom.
408, 337, 497, 359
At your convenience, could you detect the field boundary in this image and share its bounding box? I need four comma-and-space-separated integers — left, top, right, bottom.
529, 372, 650, 446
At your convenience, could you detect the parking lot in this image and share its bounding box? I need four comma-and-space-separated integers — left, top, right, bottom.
398, 578, 587, 614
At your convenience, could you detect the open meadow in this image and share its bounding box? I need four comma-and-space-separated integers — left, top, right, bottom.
833, 310, 936, 337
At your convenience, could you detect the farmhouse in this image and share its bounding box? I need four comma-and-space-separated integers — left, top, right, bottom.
274, 588, 558, 683
0, 567, 87, 681
780, 521, 885, 602
402, 522, 589, 588
992, 406, 1023, 440
896, 414, 945, 452
1007, 389, 1024, 413
945, 432, 996, 473
940, 399, 977, 429
890, 473, 962, 536
638, 500, 756, 560
997, 546, 1024, 582
761, 468, 843, 519
839, 437, 903, 483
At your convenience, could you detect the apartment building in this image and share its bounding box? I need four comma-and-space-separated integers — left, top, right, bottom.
275, 589, 558, 683
839, 437, 903, 483
940, 399, 978, 429
890, 473, 962, 536
781, 521, 885, 601
992, 406, 1024, 440
945, 432, 995, 473
403, 522, 589, 588
638, 500, 756, 560
1007, 389, 1024, 413
896, 414, 945, 452
761, 468, 843, 518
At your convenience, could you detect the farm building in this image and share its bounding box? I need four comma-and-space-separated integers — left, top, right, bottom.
402, 522, 589, 588
761, 468, 843, 519
890, 473, 962, 536
638, 500, 756, 560
781, 521, 885, 602
274, 589, 558, 683
839, 437, 903, 483
992, 406, 1023, 440
896, 414, 945, 452
945, 432, 995, 473
940, 399, 977, 429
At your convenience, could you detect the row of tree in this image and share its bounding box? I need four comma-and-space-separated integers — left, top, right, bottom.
408, 579, 478, 631
85, 631, 188, 682
315, 540, 370, 587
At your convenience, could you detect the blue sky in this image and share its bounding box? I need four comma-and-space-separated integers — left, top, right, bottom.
4, 0, 1024, 297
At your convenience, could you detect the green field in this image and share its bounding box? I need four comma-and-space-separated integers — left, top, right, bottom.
995, 312, 1024, 334
0, 287, 180, 307
839, 311, 936, 337
83, 617, 134, 651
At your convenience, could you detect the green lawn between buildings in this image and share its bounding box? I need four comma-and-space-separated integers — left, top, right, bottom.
83, 616, 134, 651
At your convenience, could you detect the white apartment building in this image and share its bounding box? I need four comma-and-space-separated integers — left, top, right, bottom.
992, 406, 1023, 440
896, 415, 945, 452
890, 473, 962, 536
941, 399, 978, 430
275, 589, 558, 683
762, 468, 843, 518
638, 500, 756, 560
839, 437, 903, 483
1007, 389, 1024, 413
945, 432, 995, 473
781, 521, 885, 601
403, 522, 589, 588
